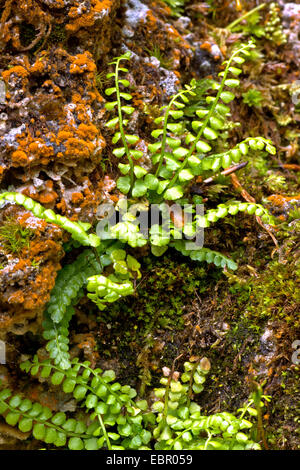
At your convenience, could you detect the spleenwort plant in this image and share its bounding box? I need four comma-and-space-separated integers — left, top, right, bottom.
105, 42, 276, 203
42, 246, 114, 370
0, 357, 147, 450
172, 240, 238, 271
0, 40, 278, 451
105, 52, 141, 193
152, 359, 260, 450
0, 357, 260, 450
0, 40, 276, 366
42, 243, 140, 369
101, 42, 276, 269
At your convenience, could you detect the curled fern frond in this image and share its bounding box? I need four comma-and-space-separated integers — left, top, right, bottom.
0, 192, 100, 247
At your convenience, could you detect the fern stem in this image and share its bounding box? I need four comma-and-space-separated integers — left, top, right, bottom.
115, 58, 134, 189
98, 414, 112, 450
93, 247, 103, 271
187, 360, 200, 408
166, 43, 252, 190
227, 3, 266, 31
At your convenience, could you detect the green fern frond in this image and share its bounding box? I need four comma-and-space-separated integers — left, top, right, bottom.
0, 386, 102, 450
0, 192, 100, 247
45, 249, 108, 324
172, 240, 238, 271
18, 357, 150, 450
197, 201, 274, 228
43, 305, 75, 370
0, 356, 260, 450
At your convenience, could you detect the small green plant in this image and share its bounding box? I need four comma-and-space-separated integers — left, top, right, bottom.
0, 218, 34, 254
95, 71, 109, 92
242, 89, 263, 108
160, 0, 189, 17
227, 3, 267, 34
264, 3, 287, 46
264, 174, 286, 192
145, 44, 172, 69
227, 3, 286, 46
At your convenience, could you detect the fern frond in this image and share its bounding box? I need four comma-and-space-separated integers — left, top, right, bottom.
0, 386, 102, 449
164, 41, 256, 195
199, 137, 276, 173
172, 240, 238, 270
86, 275, 134, 311
45, 249, 106, 324
0, 192, 100, 247
197, 201, 274, 228
152, 360, 259, 450
43, 305, 75, 370
105, 52, 143, 193
18, 357, 150, 450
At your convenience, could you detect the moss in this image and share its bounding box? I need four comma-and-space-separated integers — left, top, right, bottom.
93, 253, 211, 374
98, 254, 207, 336
48, 24, 66, 45
0, 218, 35, 255
244, 261, 299, 328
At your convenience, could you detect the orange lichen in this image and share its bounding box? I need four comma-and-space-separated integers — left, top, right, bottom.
56, 198, 67, 214
77, 123, 98, 140
66, 0, 113, 34
71, 192, 84, 204
39, 191, 58, 205
11, 150, 28, 165
69, 52, 97, 74
2, 66, 29, 82
8, 291, 25, 305
268, 194, 300, 206
1, 47, 105, 174
200, 42, 212, 52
